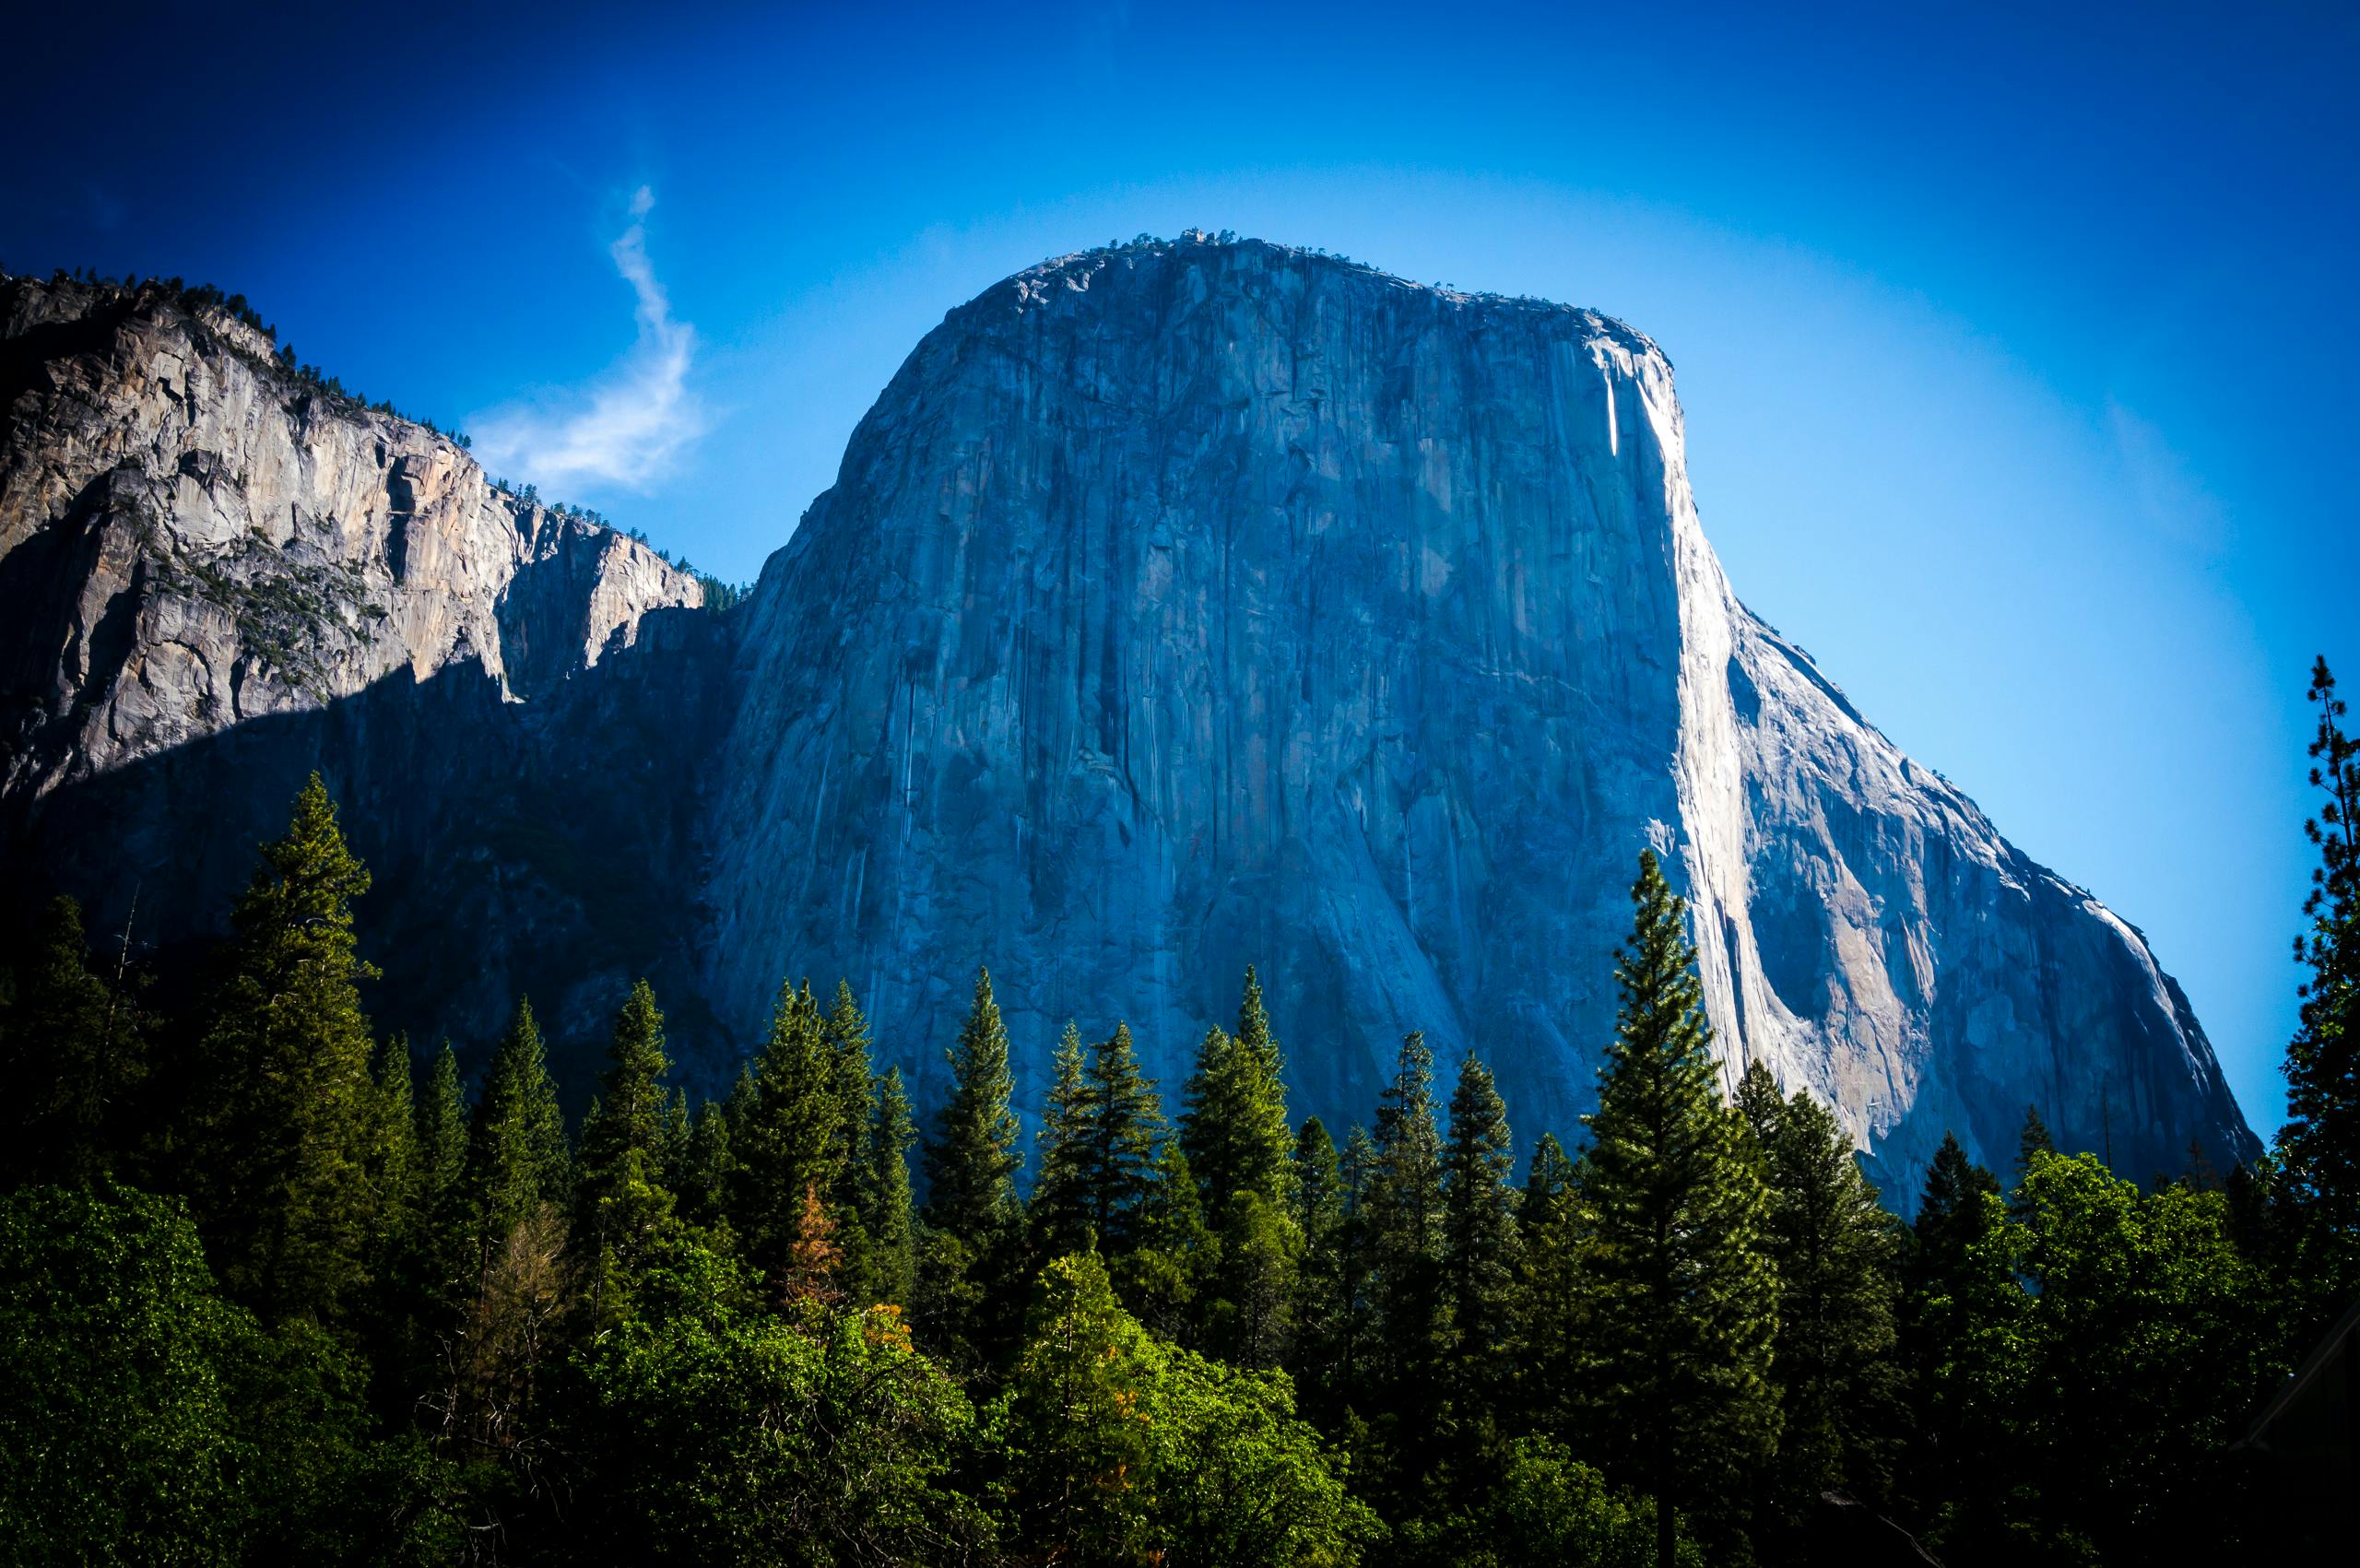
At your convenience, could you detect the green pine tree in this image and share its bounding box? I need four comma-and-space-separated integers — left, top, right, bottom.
1899, 1131, 2007, 1536
182, 772, 383, 1325
822, 982, 881, 1296
465, 995, 571, 1248
2279, 654, 2360, 1321
416, 1042, 469, 1219
403, 1040, 473, 1319
1522, 1131, 1576, 1221
1116, 1138, 1217, 1342
1329, 1124, 1382, 1419
658, 1088, 691, 1194
865, 1066, 918, 1308
1291, 1115, 1347, 1402
1029, 1022, 1096, 1262
1442, 1052, 1519, 1407
1514, 1130, 1592, 1434
676, 1099, 732, 1231
1366, 1030, 1448, 1470
732, 980, 847, 1293
0, 895, 147, 1188
2010, 1103, 2059, 1222
363, 1033, 423, 1276
1080, 1023, 1166, 1256
1744, 1067, 1904, 1536
922, 969, 1023, 1233
574, 979, 678, 1319
1578, 848, 1778, 1568
917, 969, 1025, 1363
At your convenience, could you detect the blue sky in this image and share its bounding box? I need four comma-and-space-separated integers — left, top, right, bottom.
6, 1, 2353, 1136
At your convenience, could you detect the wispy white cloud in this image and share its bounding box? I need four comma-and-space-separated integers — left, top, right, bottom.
473, 186, 702, 490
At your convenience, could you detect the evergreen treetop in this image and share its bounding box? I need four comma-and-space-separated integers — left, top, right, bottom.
1441, 1052, 1519, 1397
922, 968, 1023, 1235
184, 772, 382, 1326
466, 994, 571, 1244
1028, 1022, 1095, 1261
2280, 655, 2360, 1307
1578, 847, 1778, 1567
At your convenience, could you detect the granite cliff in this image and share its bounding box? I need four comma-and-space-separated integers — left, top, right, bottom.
0, 242, 2260, 1185
0, 272, 721, 1078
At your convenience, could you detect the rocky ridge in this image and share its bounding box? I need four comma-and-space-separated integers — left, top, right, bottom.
0, 272, 714, 1080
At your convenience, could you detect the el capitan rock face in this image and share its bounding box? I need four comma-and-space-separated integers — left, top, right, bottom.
0, 242, 2259, 1185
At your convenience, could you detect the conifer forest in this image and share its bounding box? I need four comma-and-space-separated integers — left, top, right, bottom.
2, 658, 2355, 1568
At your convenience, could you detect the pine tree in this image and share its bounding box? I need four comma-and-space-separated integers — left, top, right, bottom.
1181, 1022, 1241, 1190
1182, 973, 1298, 1204
574, 979, 678, 1317
466, 995, 571, 1247
1176, 972, 1304, 1363
917, 969, 1025, 1364
1750, 1079, 1904, 1533
1331, 1125, 1381, 1416
1900, 1131, 2006, 1528
1522, 1131, 1575, 1221
1911, 1132, 2001, 1276
1080, 1023, 1166, 1256
2011, 1103, 2058, 1221
182, 772, 383, 1325
732, 980, 846, 1287
0, 895, 146, 1188
416, 1042, 469, 1218
1116, 1138, 1216, 1341
2280, 655, 2360, 1318
1734, 1058, 1786, 1154
1366, 1031, 1447, 1457
823, 981, 880, 1297
364, 1033, 423, 1274
1578, 848, 1778, 1568
677, 1099, 732, 1231
1029, 1022, 1096, 1262
406, 1040, 472, 1309
1292, 1116, 1347, 1400
866, 1066, 918, 1307
1442, 1052, 1519, 1406
658, 1088, 691, 1193
922, 969, 1023, 1233
1514, 1131, 1591, 1433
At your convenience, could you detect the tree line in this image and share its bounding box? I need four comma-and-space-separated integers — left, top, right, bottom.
2, 658, 2356, 1566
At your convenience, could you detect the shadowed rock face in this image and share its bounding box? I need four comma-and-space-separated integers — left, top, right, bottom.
0, 243, 2258, 1188
0, 274, 715, 1090
704, 237, 2257, 1188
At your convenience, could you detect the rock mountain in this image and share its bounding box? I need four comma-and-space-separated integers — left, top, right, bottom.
0, 239, 2259, 1192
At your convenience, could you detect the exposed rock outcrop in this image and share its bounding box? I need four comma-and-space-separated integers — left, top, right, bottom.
0, 273, 713, 1085
0, 244, 2259, 1188
703, 237, 2256, 1187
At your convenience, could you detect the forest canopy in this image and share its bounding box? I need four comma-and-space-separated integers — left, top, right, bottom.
1, 659, 2355, 1566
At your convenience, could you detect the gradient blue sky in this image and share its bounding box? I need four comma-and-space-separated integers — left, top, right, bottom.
6, 1, 2352, 1136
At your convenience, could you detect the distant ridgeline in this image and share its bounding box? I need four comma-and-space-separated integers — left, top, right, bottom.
1, 265, 752, 605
